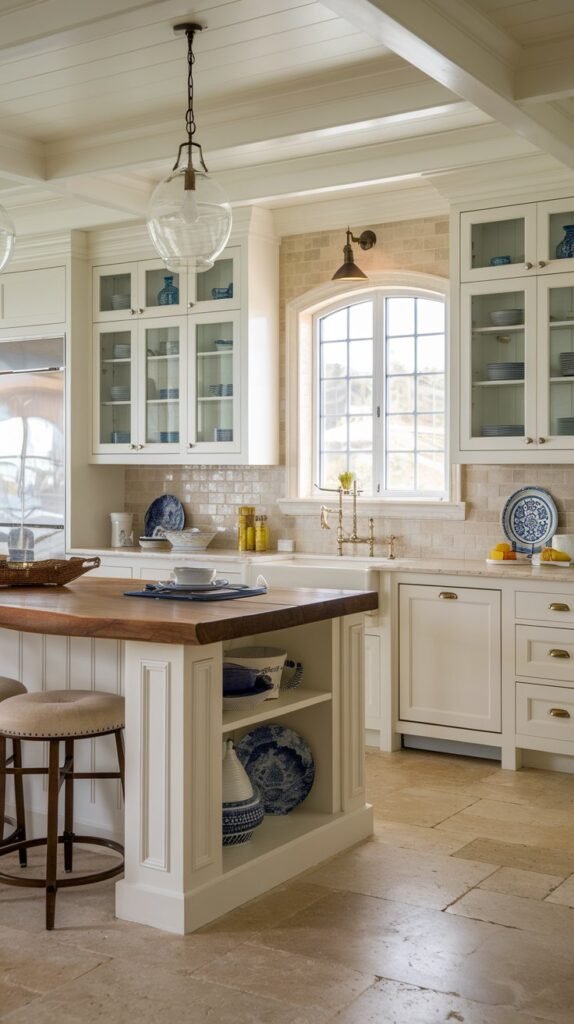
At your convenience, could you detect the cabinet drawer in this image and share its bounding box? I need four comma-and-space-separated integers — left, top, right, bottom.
516, 625, 574, 684
516, 682, 574, 743
515, 590, 574, 624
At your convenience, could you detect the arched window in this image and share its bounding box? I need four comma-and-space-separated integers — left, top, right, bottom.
315, 288, 446, 498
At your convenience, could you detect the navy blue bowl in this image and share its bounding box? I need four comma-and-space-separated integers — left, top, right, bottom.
222, 663, 262, 692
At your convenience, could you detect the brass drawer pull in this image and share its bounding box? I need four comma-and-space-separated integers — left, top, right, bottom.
548, 649, 571, 659
549, 708, 571, 719
549, 602, 571, 612
438, 591, 458, 600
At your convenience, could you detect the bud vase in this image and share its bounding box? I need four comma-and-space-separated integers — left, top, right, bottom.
556, 225, 574, 259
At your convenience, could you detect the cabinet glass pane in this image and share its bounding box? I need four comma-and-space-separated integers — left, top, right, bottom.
99, 273, 131, 314
195, 258, 234, 303
196, 321, 234, 443
144, 269, 181, 311
145, 326, 181, 444
548, 210, 574, 262
470, 290, 525, 439
547, 284, 574, 437
471, 218, 524, 271
99, 330, 132, 444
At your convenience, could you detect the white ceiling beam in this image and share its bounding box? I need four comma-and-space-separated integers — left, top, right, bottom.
322, 0, 574, 171
0, 132, 45, 183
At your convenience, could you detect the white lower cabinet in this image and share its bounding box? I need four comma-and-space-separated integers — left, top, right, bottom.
399, 583, 501, 732
365, 631, 383, 733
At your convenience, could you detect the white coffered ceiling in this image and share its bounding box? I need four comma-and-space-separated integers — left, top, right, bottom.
1, 0, 574, 236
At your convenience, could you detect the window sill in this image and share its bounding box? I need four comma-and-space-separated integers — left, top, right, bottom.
277, 497, 466, 521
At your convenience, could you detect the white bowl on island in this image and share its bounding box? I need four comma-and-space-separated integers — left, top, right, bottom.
161, 527, 224, 551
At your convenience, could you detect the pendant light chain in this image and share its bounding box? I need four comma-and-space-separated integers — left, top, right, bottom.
185, 28, 196, 145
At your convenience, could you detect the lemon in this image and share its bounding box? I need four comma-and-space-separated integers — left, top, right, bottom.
551, 549, 571, 562
488, 549, 504, 560
494, 542, 511, 553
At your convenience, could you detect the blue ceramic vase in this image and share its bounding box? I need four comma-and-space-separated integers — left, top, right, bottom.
157, 275, 179, 304
556, 226, 574, 259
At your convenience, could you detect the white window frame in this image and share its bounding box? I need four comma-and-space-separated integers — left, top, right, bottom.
279, 271, 465, 522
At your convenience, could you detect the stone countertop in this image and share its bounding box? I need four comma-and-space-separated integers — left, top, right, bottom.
369, 557, 574, 580
68, 547, 289, 562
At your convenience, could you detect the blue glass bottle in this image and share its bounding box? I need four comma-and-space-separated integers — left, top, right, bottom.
157, 275, 179, 305
556, 226, 574, 259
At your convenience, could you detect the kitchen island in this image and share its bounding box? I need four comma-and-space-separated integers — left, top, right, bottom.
0, 579, 377, 933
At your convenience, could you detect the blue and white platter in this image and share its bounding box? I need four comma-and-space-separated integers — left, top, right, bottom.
144, 494, 185, 537
236, 725, 315, 815
502, 487, 558, 554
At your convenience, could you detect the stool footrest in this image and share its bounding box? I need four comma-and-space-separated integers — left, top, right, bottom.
0, 834, 124, 889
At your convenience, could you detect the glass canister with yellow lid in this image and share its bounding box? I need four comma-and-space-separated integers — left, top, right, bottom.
238, 505, 256, 551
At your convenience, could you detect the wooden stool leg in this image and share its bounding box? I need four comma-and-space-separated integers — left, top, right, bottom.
45, 739, 60, 930
0, 735, 6, 844
12, 740, 27, 867
114, 730, 125, 799
63, 739, 74, 873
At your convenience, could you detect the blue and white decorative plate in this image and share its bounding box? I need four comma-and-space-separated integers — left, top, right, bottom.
502, 487, 558, 554
144, 494, 185, 537
236, 725, 315, 815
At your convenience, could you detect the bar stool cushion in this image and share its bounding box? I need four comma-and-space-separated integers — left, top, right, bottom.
0, 690, 124, 738
0, 677, 27, 702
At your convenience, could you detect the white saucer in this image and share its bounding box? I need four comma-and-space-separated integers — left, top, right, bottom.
158, 579, 229, 592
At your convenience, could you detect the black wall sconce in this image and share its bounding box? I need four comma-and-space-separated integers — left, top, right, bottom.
331, 227, 377, 280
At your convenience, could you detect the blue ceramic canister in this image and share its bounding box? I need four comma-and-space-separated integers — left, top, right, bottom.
556, 226, 574, 259
157, 275, 180, 304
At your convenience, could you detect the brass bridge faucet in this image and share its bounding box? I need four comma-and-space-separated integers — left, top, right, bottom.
318, 480, 375, 557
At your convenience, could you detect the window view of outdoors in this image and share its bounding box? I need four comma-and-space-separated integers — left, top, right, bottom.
318, 294, 446, 497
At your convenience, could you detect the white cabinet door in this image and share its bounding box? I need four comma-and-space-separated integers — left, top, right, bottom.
536, 271, 574, 449
399, 584, 501, 731
536, 198, 574, 274
459, 204, 536, 283
364, 632, 383, 732
0, 266, 66, 326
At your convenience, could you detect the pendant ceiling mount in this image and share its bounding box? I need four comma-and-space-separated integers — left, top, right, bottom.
146, 21, 232, 274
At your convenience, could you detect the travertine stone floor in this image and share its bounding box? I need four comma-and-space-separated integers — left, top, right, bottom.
1, 748, 574, 1022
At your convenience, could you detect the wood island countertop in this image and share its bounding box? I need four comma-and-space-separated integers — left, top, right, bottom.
0, 578, 378, 645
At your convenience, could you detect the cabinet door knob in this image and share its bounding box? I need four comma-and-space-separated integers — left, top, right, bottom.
137, 443, 144, 450
187, 442, 194, 448
524, 261, 533, 269
548, 648, 571, 659
139, 307, 144, 314
129, 443, 137, 450
549, 707, 571, 718
538, 437, 546, 444
130, 308, 137, 315
538, 260, 546, 268
549, 602, 570, 612
524, 437, 533, 444
188, 302, 194, 309
438, 591, 458, 600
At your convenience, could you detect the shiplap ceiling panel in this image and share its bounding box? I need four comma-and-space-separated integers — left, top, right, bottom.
0, 0, 573, 232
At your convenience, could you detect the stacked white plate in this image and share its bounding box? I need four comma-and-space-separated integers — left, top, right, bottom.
481, 424, 524, 436
110, 386, 130, 402
559, 352, 574, 376
489, 309, 523, 326
557, 417, 574, 435
486, 362, 524, 381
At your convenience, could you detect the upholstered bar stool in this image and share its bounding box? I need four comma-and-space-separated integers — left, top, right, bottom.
0, 689, 125, 929
0, 676, 27, 862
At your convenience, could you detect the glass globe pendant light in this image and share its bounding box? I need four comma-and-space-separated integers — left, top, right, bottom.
147, 23, 232, 273
0, 204, 15, 273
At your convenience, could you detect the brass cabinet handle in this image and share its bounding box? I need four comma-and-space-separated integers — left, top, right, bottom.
524, 437, 533, 444
538, 437, 547, 444
548, 649, 571, 659
538, 260, 546, 268
549, 708, 571, 718
438, 591, 458, 600
524, 261, 534, 269
549, 602, 570, 612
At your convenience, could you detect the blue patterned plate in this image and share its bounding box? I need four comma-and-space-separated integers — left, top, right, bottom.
144, 494, 185, 537
502, 487, 558, 554
236, 725, 315, 815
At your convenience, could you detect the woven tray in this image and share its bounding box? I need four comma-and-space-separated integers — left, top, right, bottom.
0, 556, 101, 587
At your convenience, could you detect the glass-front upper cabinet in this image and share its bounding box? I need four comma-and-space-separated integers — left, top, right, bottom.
537, 273, 574, 447
187, 312, 240, 453
460, 204, 536, 283
459, 279, 537, 451
537, 199, 574, 275
94, 324, 136, 452
139, 320, 185, 453
93, 260, 187, 321
188, 247, 240, 312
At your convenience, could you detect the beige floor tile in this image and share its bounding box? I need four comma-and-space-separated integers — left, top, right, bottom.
0, 923, 106, 993
436, 805, 574, 849
254, 890, 574, 1022
198, 881, 328, 936
372, 819, 470, 854
453, 837, 574, 877
370, 786, 481, 826
479, 866, 563, 900
193, 941, 374, 1018
303, 839, 496, 910
546, 874, 574, 908
333, 977, 550, 1024
448, 887, 574, 939
0, 980, 40, 1019
2, 958, 327, 1024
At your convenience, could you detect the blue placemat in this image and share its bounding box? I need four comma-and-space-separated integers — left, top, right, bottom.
124, 585, 268, 602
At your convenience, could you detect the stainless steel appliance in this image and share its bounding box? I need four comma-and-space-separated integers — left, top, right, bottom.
0, 336, 65, 559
